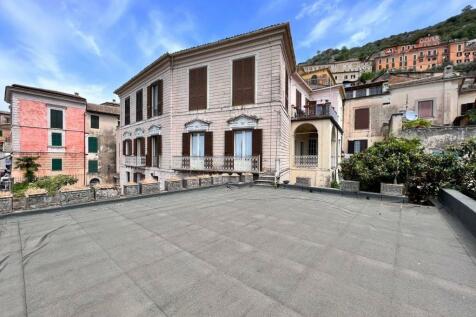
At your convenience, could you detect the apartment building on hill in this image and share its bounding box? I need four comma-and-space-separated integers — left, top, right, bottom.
115, 23, 344, 188
299, 59, 372, 84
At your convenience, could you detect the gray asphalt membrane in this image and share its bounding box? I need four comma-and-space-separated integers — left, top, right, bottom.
1, 186, 476, 317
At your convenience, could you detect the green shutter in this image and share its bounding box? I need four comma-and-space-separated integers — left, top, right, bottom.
50, 109, 63, 129
91, 115, 99, 129
0, 130, 3, 137
52, 159, 62, 171
88, 160, 98, 173
88, 137, 98, 153
51, 132, 62, 146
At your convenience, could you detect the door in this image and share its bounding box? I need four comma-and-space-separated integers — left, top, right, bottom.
190, 132, 205, 170
234, 130, 252, 171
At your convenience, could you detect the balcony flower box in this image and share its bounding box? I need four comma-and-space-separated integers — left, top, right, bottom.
380, 183, 405, 196
183, 176, 199, 189
229, 173, 240, 184
241, 173, 253, 183
165, 177, 182, 192
123, 183, 140, 196
341, 180, 360, 193
140, 180, 161, 194
198, 175, 212, 187
211, 174, 223, 185
94, 184, 120, 200
59, 186, 93, 206
0, 192, 13, 214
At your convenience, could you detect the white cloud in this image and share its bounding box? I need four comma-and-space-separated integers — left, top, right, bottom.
296, 0, 341, 20
299, 11, 344, 47
69, 22, 102, 56
337, 29, 369, 48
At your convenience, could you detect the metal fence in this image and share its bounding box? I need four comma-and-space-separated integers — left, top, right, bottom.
172, 156, 260, 173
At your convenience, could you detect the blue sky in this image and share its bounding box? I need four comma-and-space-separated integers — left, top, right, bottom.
1, 0, 475, 109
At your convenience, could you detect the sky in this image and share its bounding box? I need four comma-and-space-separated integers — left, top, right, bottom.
1, 0, 475, 110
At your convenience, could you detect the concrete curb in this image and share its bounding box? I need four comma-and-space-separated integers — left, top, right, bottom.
0, 182, 253, 220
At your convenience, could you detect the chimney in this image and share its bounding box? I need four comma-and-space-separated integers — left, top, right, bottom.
74, 92, 79, 96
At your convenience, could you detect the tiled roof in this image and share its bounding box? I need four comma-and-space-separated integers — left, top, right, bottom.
86, 103, 120, 116
4, 84, 86, 103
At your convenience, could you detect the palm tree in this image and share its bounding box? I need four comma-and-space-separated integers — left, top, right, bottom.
14, 156, 41, 183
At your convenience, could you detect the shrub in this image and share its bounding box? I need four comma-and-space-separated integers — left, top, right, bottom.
14, 156, 41, 183
34, 175, 78, 195
403, 118, 432, 129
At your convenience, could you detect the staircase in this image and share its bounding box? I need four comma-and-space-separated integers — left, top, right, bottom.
254, 174, 276, 187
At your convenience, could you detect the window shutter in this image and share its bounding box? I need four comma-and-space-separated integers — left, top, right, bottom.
189, 67, 207, 111
50, 109, 63, 129
232, 57, 254, 106
296, 90, 301, 109
361, 140, 368, 151
88, 137, 98, 153
204, 131, 213, 156
348, 141, 355, 154
91, 115, 99, 129
354, 108, 369, 130
224, 130, 234, 156
182, 133, 190, 156
88, 160, 98, 173
136, 89, 143, 122
147, 85, 152, 118
140, 138, 145, 156
52, 158, 62, 171
232, 60, 241, 106
157, 80, 163, 115
52, 132, 62, 146
122, 140, 126, 155
418, 100, 433, 118
133, 138, 137, 156
157, 135, 162, 156
252, 129, 262, 170
146, 137, 152, 167
124, 97, 130, 125
285, 70, 289, 112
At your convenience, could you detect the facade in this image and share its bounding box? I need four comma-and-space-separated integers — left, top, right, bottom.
115, 23, 343, 188
299, 59, 372, 84
343, 68, 476, 153
297, 66, 336, 89
373, 35, 476, 72
85, 102, 120, 185
0, 111, 11, 172
4, 85, 87, 183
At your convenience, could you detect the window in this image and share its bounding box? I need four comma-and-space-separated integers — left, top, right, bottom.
0, 130, 3, 137
296, 90, 302, 109
418, 100, 433, 118
348, 140, 368, 154
234, 130, 252, 157
88, 137, 98, 153
88, 160, 98, 173
355, 89, 366, 98
369, 86, 382, 96
124, 97, 130, 125
190, 132, 205, 157
189, 66, 207, 110
50, 109, 63, 129
90, 115, 99, 129
136, 89, 143, 122
52, 158, 62, 171
461, 102, 475, 115
308, 138, 317, 156
232, 56, 255, 106
354, 108, 370, 130
149, 80, 163, 117
51, 132, 62, 146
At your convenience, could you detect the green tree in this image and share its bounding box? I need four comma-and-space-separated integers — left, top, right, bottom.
14, 156, 41, 183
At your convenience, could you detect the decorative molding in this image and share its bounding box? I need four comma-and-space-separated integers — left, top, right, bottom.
134, 127, 145, 137
227, 114, 259, 129
122, 131, 132, 139
184, 119, 211, 132
148, 124, 161, 136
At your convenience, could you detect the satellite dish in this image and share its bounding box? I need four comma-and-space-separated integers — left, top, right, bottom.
405, 111, 418, 121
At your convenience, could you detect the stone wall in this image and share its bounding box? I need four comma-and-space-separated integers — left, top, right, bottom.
0, 195, 13, 214
60, 188, 93, 206
165, 179, 182, 192
398, 127, 476, 152
123, 184, 140, 196
95, 187, 120, 200
141, 182, 161, 194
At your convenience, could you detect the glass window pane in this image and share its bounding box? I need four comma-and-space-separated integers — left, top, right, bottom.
234, 131, 243, 157
244, 130, 252, 156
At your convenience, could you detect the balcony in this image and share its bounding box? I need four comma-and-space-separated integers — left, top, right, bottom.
124, 156, 146, 167
172, 156, 260, 173
293, 155, 318, 168
293, 102, 338, 122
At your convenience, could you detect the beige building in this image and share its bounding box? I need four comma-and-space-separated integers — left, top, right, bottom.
343, 67, 476, 153
300, 59, 372, 84
85, 102, 120, 185
115, 23, 344, 188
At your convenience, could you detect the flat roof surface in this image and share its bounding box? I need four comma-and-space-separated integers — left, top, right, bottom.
1, 186, 476, 316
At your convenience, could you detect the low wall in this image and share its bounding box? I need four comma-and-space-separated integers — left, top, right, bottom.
60, 188, 93, 206
0, 195, 13, 214
439, 189, 476, 237
398, 127, 476, 152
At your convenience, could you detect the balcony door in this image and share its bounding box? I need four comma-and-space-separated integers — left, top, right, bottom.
190, 132, 205, 169
234, 130, 252, 171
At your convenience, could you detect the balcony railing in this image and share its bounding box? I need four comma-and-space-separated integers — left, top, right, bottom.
172, 156, 260, 173
293, 155, 318, 168
293, 102, 338, 122
124, 156, 146, 167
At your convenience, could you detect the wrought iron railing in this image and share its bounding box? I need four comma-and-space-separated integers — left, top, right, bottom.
123, 156, 146, 167
293, 103, 338, 122
293, 155, 318, 168
172, 156, 260, 173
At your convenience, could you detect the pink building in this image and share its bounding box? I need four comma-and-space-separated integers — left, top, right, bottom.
4, 85, 87, 183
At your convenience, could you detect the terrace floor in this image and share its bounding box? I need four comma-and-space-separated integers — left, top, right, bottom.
1, 186, 476, 316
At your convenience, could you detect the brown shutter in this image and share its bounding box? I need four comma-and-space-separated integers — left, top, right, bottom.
348, 141, 355, 154
122, 140, 126, 155
140, 138, 145, 156
232, 57, 254, 106
285, 70, 289, 111
146, 137, 152, 167
224, 130, 234, 170
354, 108, 369, 130
147, 85, 152, 118
232, 60, 241, 106
296, 90, 301, 108
157, 80, 163, 115
189, 67, 207, 111
252, 129, 262, 171
204, 131, 213, 156
418, 100, 433, 118
133, 138, 137, 156
157, 135, 162, 156
182, 133, 190, 156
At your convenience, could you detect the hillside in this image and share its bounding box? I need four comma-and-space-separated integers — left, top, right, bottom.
305, 6, 476, 65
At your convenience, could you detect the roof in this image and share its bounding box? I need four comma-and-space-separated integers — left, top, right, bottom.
86, 102, 120, 116
4, 84, 87, 104
115, 23, 296, 95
